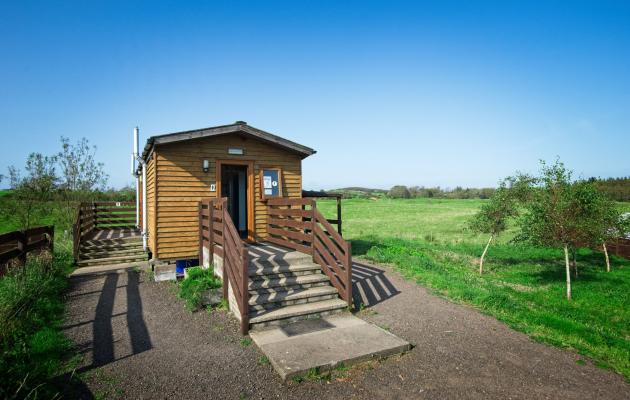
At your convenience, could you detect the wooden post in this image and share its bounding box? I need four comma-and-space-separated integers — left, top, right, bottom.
48, 227, 54, 254
345, 241, 352, 309
221, 204, 228, 302
310, 200, 316, 255
198, 201, 204, 266
17, 231, 27, 266
336, 196, 342, 235
241, 247, 249, 335
208, 199, 214, 266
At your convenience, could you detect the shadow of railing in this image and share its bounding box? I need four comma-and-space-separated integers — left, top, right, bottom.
72, 270, 152, 373
352, 261, 400, 308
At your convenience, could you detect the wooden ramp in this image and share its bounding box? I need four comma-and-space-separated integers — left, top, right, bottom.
73, 202, 148, 267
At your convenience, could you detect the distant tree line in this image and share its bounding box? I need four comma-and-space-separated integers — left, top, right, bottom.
589, 177, 630, 202
387, 185, 497, 199
330, 178, 630, 202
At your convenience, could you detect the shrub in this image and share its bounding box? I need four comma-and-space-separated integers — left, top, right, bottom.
178, 267, 222, 310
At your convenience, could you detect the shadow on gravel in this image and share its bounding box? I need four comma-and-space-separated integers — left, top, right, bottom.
76, 271, 152, 373
352, 261, 400, 308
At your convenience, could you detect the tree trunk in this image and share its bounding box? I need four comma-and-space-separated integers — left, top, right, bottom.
572, 249, 578, 278
564, 245, 572, 300
603, 243, 611, 272
479, 234, 494, 274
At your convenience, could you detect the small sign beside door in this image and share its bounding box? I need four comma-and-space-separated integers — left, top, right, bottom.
210, 183, 216, 192
261, 168, 282, 199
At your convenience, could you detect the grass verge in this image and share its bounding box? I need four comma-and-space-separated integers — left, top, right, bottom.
363, 237, 630, 381
0, 251, 77, 399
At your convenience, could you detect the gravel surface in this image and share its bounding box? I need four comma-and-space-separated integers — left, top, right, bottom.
62, 262, 630, 399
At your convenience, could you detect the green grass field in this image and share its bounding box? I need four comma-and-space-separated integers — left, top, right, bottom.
318, 198, 630, 381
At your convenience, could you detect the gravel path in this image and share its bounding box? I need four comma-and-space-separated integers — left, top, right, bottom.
63, 262, 630, 399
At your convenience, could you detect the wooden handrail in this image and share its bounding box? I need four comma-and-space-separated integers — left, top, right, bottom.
266, 198, 353, 308
0, 225, 54, 275
199, 198, 249, 334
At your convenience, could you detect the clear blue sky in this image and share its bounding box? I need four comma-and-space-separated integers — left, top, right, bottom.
1, 1, 629, 190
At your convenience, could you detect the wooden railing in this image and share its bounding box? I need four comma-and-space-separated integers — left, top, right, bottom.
72, 201, 137, 260
267, 198, 353, 308
607, 237, 630, 260
93, 201, 136, 228
0, 226, 54, 276
199, 198, 250, 334
73, 202, 96, 260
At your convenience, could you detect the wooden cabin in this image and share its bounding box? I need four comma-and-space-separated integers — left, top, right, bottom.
138, 121, 315, 261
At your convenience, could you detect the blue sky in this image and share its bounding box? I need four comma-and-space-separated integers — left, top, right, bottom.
1, 1, 629, 190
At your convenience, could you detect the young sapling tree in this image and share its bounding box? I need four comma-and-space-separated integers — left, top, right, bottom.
469, 183, 517, 274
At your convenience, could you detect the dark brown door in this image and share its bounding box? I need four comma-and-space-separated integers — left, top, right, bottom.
221, 165, 248, 238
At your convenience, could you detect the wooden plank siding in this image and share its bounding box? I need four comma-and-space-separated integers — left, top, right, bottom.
152, 134, 302, 260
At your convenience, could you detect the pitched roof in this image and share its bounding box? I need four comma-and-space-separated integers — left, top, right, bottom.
141, 121, 316, 160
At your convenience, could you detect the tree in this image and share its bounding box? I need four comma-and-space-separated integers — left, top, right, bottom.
469, 183, 518, 274
388, 185, 411, 199
516, 160, 609, 300
56, 137, 108, 228
2, 153, 58, 230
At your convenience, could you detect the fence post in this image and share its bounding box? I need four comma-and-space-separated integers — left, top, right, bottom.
345, 241, 352, 309
198, 201, 204, 267
208, 199, 214, 267
48, 227, 54, 254
336, 196, 342, 235
17, 231, 27, 266
241, 247, 249, 335
310, 200, 316, 255
221, 203, 228, 303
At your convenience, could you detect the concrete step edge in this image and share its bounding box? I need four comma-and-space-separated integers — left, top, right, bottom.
249, 285, 339, 306
248, 273, 329, 290
249, 298, 347, 324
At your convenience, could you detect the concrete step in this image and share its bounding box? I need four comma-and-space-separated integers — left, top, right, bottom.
77, 253, 147, 267
249, 298, 347, 329
248, 272, 330, 291
249, 277, 330, 296
249, 262, 321, 279
80, 248, 145, 259
249, 286, 339, 311
248, 250, 313, 268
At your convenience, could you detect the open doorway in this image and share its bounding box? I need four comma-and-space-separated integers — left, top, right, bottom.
219, 162, 252, 239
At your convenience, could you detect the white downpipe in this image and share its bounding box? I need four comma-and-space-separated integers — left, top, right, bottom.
133, 127, 140, 228
142, 159, 147, 251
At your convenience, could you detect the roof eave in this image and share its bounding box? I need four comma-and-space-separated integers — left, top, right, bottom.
141, 123, 315, 161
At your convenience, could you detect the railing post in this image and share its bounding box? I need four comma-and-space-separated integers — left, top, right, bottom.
310, 200, 316, 255
208, 199, 214, 266
17, 231, 27, 266
198, 201, 204, 267
337, 196, 342, 235
241, 247, 249, 335
345, 241, 352, 309
221, 203, 228, 303
48, 227, 54, 254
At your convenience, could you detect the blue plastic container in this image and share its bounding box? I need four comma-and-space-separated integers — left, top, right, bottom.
176, 259, 199, 274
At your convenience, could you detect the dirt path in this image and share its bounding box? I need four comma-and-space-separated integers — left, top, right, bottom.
63, 263, 630, 399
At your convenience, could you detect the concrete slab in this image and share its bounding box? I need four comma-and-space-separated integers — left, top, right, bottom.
249, 314, 411, 381
70, 261, 149, 276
